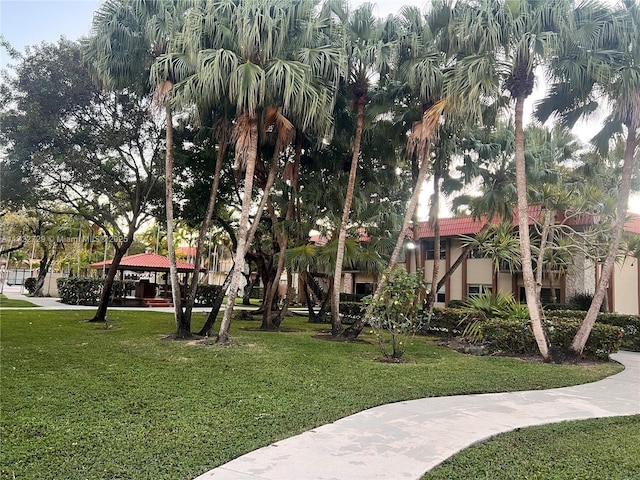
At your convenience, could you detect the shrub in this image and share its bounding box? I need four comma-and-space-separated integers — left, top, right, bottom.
23, 277, 37, 294
479, 317, 623, 360
543, 310, 640, 352
112, 280, 136, 298
567, 292, 602, 312
57, 278, 104, 305
459, 292, 528, 342
340, 293, 367, 303
543, 303, 573, 311
447, 299, 466, 309
364, 268, 427, 360
420, 308, 475, 336
195, 285, 224, 306
338, 302, 363, 324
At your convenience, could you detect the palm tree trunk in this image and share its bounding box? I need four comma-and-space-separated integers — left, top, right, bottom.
425, 170, 441, 312
436, 223, 493, 292
217, 116, 259, 344
165, 101, 189, 338
535, 208, 554, 303
332, 94, 365, 336
514, 94, 549, 361
570, 125, 638, 357
263, 138, 301, 329
343, 138, 432, 339
184, 140, 227, 325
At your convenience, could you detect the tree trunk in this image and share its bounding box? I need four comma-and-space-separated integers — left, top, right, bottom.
91, 237, 132, 322
343, 125, 433, 339
535, 208, 554, 303
514, 94, 550, 361
570, 124, 638, 357
436, 223, 493, 293
218, 115, 259, 344
332, 94, 366, 336
263, 201, 286, 330
32, 244, 53, 297
184, 139, 227, 325
165, 101, 189, 338
276, 270, 294, 326
197, 270, 233, 337
425, 170, 441, 312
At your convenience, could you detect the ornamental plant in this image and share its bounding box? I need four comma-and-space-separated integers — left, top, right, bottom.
364, 268, 427, 360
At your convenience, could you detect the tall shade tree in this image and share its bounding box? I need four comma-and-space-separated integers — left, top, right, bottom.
537, 0, 640, 359
324, 0, 396, 336
448, 0, 573, 361
1, 39, 163, 314
85, 0, 193, 336
176, 0, 337, 343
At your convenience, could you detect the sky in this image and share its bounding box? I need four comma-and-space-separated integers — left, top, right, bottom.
1, 0, 638, 213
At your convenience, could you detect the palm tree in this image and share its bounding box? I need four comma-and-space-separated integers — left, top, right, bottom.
85, 0, 192, 336
537, 0, 640, 358
448, 0, 573, 361
323, 1, 397, 337
342, 1, 459, 339
176, 0, 338, 343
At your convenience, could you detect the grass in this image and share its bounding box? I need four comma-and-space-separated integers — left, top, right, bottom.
422, 415, 640, 480
0, 294, 36, 308
0, 309, 624, 480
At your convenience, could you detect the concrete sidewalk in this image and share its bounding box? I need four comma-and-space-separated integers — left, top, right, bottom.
195, 351, 640, 480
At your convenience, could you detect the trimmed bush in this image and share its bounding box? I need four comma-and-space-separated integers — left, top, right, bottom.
447, 299, 466, 309
567, 292, 604, 312
338, 302, 363, 324
195, 285, 223, 306
543, 303, 573, 311
23, 277, 37, 294
112, 280, 136, 298
340, 293, 368, 303
480, 317, 623, 360
544, 310, 640, 351
57, 278, 104, 305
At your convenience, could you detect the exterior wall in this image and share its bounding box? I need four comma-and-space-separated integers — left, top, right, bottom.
565, 246, 597, 299
613, 258, 639, 315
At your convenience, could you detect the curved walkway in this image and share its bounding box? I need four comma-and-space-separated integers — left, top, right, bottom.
195, 351, 640, 480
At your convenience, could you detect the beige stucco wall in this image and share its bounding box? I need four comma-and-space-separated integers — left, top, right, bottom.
613, 259, 639, 315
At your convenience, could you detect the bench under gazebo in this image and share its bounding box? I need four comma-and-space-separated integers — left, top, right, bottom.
90, 252, 205, 307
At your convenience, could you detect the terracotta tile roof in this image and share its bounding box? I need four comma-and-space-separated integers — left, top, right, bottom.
415, 207, 640, 240
90, 253, 204, 273
625, 215, 640, 234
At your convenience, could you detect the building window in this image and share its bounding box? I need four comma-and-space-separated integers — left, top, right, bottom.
519, 287, 561, 305
427, 283, 446, 303
467, 284, 492, 297
425, 239, 446, 260
355, 282, 373, 296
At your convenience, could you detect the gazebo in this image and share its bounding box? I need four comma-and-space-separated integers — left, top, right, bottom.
90, 252, 206, 306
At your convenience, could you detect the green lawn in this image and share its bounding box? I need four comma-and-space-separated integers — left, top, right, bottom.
0, 309, 623, 480
0, 294, 37, 308
422, 415, 640, 480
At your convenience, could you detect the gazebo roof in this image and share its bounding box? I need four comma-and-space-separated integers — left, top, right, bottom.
90, 252, 205, 273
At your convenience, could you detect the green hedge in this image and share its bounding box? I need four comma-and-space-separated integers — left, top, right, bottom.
338, 302, 363, 324
420, 307, 628, 359
420, 308, 482, 336
480, 318, 623, 360
57, 278, 104, 305
23, 277, 37, 294
195, 285, 224, 306
546, 310, 640, 351
339, 293, 368, 303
